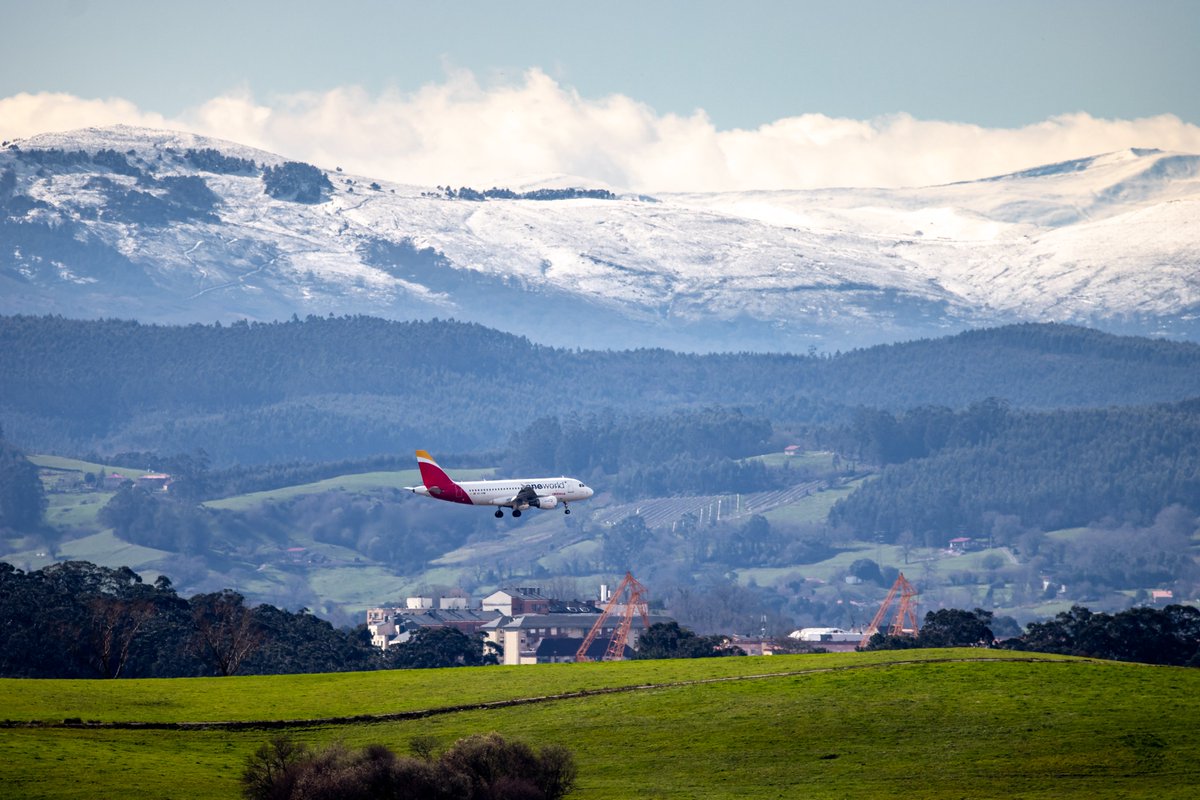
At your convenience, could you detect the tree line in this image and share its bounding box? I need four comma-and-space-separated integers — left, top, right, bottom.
431, 184, 617, 201
865, 605, 1200, 668
0, 425, 45, 533
631, 621, 745, 659
0, 560, 495, 678
4, 315, 1200, 466
827, 399, 1200, 542
5, 558, 1192, 679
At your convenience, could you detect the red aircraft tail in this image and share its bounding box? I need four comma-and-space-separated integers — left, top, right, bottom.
415, 450, 470, 504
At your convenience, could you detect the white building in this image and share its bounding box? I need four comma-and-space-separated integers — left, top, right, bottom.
789, 627, 861, 644
365, 601, 495, 651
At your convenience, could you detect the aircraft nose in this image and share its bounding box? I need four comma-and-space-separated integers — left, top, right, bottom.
585, 486, 594, 498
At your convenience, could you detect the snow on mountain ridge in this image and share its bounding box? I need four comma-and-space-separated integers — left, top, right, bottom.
3, 126, 1199, 351
13, 125, 289, 170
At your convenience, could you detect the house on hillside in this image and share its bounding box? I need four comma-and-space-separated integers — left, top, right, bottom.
948, 536, 978, 552
135, 473, 172, 492
102, 472, 129, 490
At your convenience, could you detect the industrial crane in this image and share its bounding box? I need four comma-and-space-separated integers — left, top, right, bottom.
858, 572, 920, 648
575, 572, 650, 662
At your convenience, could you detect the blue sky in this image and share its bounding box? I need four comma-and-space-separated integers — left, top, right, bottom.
3, 0, 1199, 190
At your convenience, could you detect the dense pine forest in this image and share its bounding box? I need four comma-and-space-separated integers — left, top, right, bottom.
3, 314, 1200, 464
827, 399, 1200, 539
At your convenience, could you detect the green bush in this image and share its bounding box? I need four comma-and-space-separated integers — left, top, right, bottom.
242, 733, 576, 800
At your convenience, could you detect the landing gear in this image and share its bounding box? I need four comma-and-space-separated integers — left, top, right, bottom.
564, 505, 571, 514
494, 509, 504, 518
512, 509, 522, 518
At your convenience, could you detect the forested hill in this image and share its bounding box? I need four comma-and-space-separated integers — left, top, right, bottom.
818, 324, 1200, 410
2, 314, 1199, 465
828, 398, 1200, 541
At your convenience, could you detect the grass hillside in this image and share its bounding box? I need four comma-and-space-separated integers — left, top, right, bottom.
3, 651, 1198, 799
202, 468, 494, 511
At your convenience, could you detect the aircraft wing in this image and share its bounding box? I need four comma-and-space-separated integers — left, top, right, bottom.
489, 486, 538, 507
513, 485, 540, 504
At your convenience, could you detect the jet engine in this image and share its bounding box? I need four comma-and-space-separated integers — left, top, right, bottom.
532, 494, 558, 509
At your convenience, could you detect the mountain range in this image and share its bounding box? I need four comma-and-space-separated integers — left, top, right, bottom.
2, 125, 1198, 351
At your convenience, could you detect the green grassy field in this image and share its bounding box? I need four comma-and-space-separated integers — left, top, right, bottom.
3, 650, 1198, 800
202, 469, 494, 511
44, 490, 116, 530
2, 530, 172, 575
28, 455, 150, 480
763, 478, 864, 525
746, 450, 838, 471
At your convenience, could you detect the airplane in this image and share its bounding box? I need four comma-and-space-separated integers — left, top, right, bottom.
406, 450, 594, 518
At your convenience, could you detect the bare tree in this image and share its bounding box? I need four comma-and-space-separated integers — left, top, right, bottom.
189, 590, 263, 676
82, 595, 156, 678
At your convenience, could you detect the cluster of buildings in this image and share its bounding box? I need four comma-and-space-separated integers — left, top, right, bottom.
366, 586, 671, 665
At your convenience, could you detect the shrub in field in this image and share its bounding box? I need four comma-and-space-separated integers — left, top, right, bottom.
440, 732, 577, 800
241, 736, 309, 800
242, 733, 576, 800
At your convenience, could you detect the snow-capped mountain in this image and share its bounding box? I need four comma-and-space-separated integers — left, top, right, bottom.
2, 125, 1198, 351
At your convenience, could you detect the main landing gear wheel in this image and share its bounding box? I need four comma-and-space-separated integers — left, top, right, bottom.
512, 509, 522, 518
494, 509, 503, 518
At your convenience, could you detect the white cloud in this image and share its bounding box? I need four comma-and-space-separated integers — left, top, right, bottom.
5, 72, 1200, 192
0, 91, 167, 140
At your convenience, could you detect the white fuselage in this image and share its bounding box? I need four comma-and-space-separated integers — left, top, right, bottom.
471, 477, 591, 507
412, 476, 593, 508
409, 450, 593, 516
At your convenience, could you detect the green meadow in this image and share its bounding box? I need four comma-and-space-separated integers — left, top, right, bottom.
203, 468, 493, 512
762, 477, 866, 526
3, 650, 1198, 799
28, 455, 150, 481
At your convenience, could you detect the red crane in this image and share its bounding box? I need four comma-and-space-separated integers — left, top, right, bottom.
576, 572, 650, 662
858, 572, 920, 648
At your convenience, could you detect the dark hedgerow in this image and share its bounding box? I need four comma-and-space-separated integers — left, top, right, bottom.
241, 733, 577, 800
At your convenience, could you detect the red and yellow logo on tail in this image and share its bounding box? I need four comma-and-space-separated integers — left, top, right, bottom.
415, 450, 471, 504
